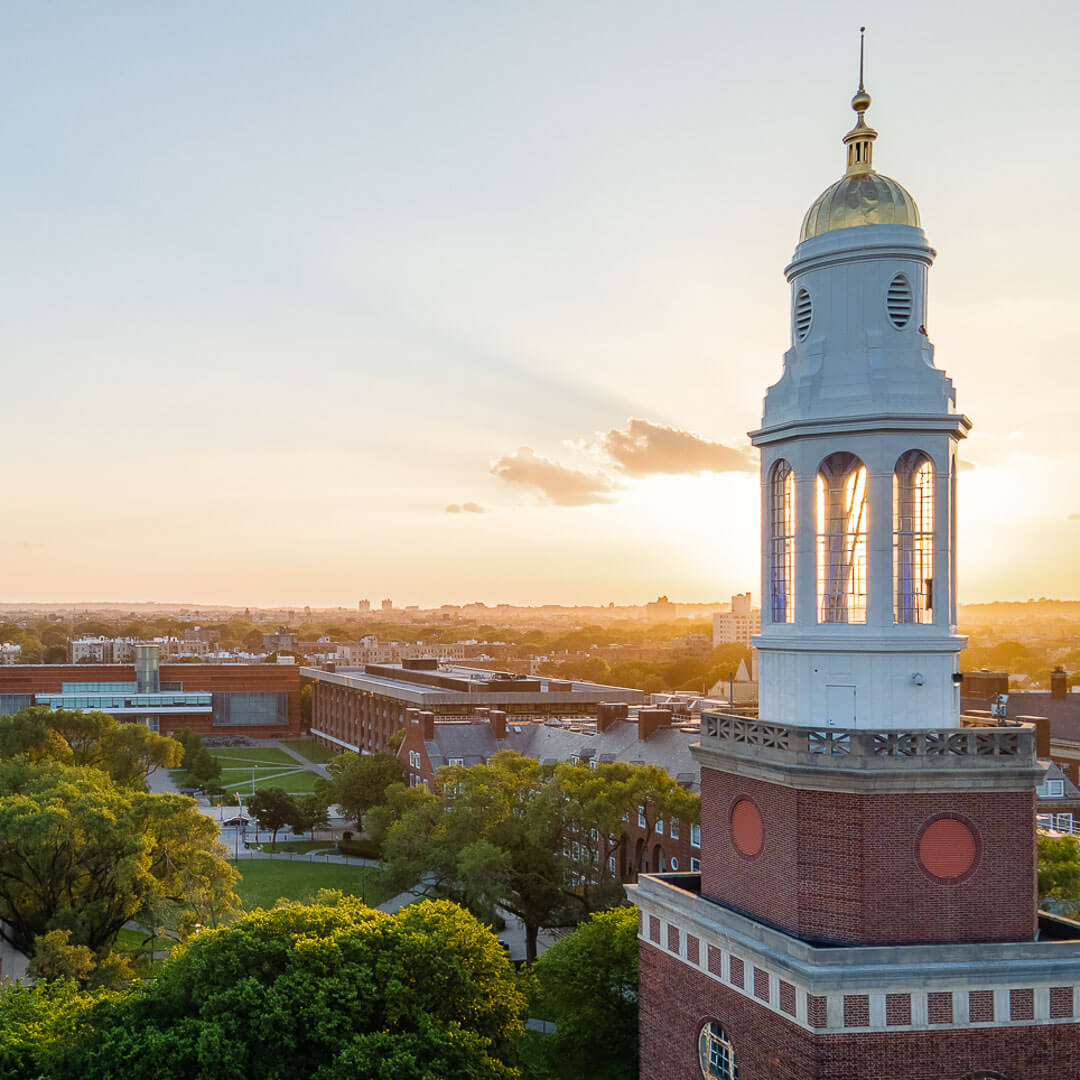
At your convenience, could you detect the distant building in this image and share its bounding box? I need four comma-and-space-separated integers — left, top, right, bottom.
0, 644, 20, 665
381, 599, 393, 612
303, 659, 644, 755
711, 592, 760, 646
358, 599, 371, 612
645, 596, 676, 620
0, 644, 301, 738
334, 637, 471, 666
262, 626, 298, 652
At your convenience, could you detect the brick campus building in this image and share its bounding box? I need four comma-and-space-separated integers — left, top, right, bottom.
629, 63, 1080, 1078
302, 658, 644, 755
0, 645, 301, 739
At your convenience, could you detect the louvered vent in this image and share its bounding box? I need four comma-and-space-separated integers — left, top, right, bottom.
886, 273, 913, 329
794, 288, 813, 342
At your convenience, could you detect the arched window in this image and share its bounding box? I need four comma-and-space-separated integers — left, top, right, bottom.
894, 451, 934, 624
769, 460, 795, 623
698, 1022, 737, 1079
816, 453, 868, 623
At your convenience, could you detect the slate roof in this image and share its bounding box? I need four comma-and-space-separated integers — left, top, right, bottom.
424, 718, 702, 792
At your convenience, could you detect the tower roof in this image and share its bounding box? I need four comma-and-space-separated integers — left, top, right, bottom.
799, 29, 921, 242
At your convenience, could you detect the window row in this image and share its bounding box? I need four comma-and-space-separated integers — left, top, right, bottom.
769, 450, 939, 625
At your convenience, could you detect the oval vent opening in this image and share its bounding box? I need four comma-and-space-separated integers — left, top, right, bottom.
886, 273, 913, 329
794, 287, 813, 341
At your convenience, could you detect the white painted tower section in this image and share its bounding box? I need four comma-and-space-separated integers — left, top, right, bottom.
750, 76, 970, 731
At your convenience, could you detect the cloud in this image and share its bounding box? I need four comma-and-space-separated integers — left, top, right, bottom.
446, 502, 487, 514
601, 418, 755, 477
958, 460, 976, 472
445, 504, 462, 513
1068, 513, 1080, 521
491, 447, 620, 506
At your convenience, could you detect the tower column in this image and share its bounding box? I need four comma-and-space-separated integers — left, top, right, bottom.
933, 460, 952, 629
794, 472, 817, 627
867, 464, 893, 628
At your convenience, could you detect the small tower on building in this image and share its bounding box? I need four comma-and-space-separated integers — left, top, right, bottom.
632, 35, 1080, 1079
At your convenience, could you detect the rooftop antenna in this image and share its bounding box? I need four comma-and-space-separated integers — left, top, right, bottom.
858, 25, 866, 92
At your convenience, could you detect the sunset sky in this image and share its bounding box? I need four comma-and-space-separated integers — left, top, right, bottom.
3, 1, 1077, 607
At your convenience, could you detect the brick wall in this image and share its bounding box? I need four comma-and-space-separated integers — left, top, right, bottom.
699, 768, 1037, 945
0, 663, 301, 739
639, 942, 1080, 1079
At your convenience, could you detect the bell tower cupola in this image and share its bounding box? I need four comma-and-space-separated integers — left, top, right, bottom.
750, 31, 971, 731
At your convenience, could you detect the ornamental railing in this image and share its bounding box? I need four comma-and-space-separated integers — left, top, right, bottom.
699, 711, 1034, 762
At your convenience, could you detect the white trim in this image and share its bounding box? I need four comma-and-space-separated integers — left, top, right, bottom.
308, 727, 360, 753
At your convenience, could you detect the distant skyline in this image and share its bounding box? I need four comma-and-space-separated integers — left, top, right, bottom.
4, 2, 1078, 607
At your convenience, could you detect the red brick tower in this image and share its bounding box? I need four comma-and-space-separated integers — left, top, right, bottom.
630, 47, 1080, 1080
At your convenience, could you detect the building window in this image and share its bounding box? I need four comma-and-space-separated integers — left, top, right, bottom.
769, 459, 795, 623
690, 824, 701, 848
794, 286, 813, 342
608, 855, 616, 875
698, 1021, 737, 1079
589, 759, 598, 770
817, 452, 868, 623
894, 450, 935, 624
656, 819, 664, 836
1038, 779, 1065, 798
690, 857, 701, 872
670, 817, 680, 840
448, 757, 464, 767
638, 805, 647, 829
1056, 813, 1074, 833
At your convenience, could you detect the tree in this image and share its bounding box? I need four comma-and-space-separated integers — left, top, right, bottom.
383, 753, 610, 963
247, 787, 297, 847
1038, 833, 1080, 915
0, 757, 239, 964
27, 931, 96, 985
0, 978, 112, 1080
48, 900, 524, 1080
530, 906, 639, 1080
321, 752, 405, 826
287, 794, 330, 839
0, 707, 183, 790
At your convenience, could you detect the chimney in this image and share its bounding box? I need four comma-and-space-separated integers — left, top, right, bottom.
597, 702, 629, 732
1052, 667, 1068, 701
490, 710, 507, 739
637, 707, 672, 742
1017, 715, 1051, 759
418, 711, 436, 741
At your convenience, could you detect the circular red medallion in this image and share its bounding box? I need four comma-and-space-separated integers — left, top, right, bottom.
919, 817, 978, 881
731, 799, 764, 857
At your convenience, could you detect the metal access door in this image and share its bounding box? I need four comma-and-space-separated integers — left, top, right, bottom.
825, 684, 856, 727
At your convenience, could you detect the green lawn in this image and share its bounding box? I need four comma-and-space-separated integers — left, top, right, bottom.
281, 737, 340, 765
234, 859, 391, 911
172, 747, 321, 795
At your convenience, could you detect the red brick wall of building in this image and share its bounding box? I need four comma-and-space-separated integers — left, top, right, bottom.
639, 943, 1080, 1080
699, 768, 1037, 945
0, 664, 301, 739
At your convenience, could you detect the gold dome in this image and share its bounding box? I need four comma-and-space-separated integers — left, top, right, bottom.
800, 172, 920, 242
799, 27, 921, 243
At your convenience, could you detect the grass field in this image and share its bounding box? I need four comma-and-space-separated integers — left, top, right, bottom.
172, 747, 321, 795
234, 859, 391, 911
282, 738, 340, 765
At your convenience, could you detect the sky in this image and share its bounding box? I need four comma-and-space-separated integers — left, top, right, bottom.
2, 1, 1078, 608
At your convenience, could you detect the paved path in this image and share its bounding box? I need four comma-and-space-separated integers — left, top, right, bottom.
261, 740, 332, 779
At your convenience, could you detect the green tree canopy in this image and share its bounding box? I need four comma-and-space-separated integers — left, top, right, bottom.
1038, 833, 1080, 916
0, 707, 182, 790
0, 757, 239, 965
43, 899, 524, 1080
320, 752, 405, 826
247, 786, 297, 846
530, 906, 639, 1080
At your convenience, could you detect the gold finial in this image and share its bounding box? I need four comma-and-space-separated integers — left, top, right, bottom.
843, 25, 876, 175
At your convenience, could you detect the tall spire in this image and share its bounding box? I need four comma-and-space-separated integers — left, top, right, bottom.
843, 26, 877, 175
